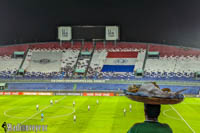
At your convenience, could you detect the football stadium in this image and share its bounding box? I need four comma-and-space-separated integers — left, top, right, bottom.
0, 26, 200, 133
1, 1, 200, 133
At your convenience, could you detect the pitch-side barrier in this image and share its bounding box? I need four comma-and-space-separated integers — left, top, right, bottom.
0, 91, 125, 96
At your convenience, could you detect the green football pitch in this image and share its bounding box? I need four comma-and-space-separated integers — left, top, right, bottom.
0, 96, 199, 133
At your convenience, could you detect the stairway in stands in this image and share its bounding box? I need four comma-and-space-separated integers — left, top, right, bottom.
84, 42, 96, 78
72, 42, 95, 79
71, 43, 84, 78
16, 47, 30, 77
142, 44, 149, 70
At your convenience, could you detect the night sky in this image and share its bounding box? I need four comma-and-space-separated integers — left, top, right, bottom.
1, 0, 200, 48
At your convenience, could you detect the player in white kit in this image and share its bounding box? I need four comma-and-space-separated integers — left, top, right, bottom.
96, 99, 99, 104
50, 99, 53, 105
124, 108, 126, 116
129, 104, 132, 112
73, 101, 75, 107
73, 115, 76, 122
36, 104, 39, 111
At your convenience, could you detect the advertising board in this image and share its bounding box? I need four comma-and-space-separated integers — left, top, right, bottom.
0, 92, 53, 96
55, 92, 81, 96
82, 92, 114, 96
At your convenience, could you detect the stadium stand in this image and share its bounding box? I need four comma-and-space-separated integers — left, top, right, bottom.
1, 42, 200, 81
71, 42, 82, 49
88, 42, 146, 79
20, 42, 82, 79
0, 44, 29, 56
149, 44, 200, 57
61, 49, 80, 78
29, 42, 61, 49
87, 49, 107, 78
26, 50, 62, 73
173, 56, 200, 74
144, 57, 177, 79
133, 49, 146, 72
74, 43, 93, 77
82, 42, 94, 51
144, 56, 200, 80
0, 56, 23, 79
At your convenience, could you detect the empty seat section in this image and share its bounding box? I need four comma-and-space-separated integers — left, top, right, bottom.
27, 51, 62, 73
72, 42, 82, 49
83, 42, 93, 51
0, 56, 23, 78
0, 45, 29, 56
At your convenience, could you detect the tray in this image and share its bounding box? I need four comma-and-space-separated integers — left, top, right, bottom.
126, 94, 184, 105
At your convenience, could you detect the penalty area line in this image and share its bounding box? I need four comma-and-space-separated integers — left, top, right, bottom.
162, 108, 181, 121
20, 96, 66, 124
170, 105, 196, 133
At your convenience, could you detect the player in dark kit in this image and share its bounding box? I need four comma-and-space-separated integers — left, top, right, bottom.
41, 113, 44, 122
2, 122, 7, 133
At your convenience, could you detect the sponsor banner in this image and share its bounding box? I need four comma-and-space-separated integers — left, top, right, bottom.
55, 93, 81, 96
4, 92, 11, 95
18, 92, 24, 95
51, 79, 105, 83
38, 92, 53, 96
23, 92, 53, 96
12, 92, 21, 95
0, 92, 20, 95
58, 26, 72, 41
0, 92, 6, 95
55, 93, 66, 96
66, 93, 81, 96
23, 92, 37, 95
82, 92, 114, 96
83, 93, 94, 96
0, 92, 53, 96
116, 93, 125, 96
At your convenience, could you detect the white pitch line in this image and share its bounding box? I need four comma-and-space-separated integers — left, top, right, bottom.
4, 105, 75, 120
20, 105, 50, 124
170, 105, 196, 133
162, 108, 181, 121
20, 96, 66, 124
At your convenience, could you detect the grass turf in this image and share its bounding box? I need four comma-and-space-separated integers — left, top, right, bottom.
0, 96, 199, 133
